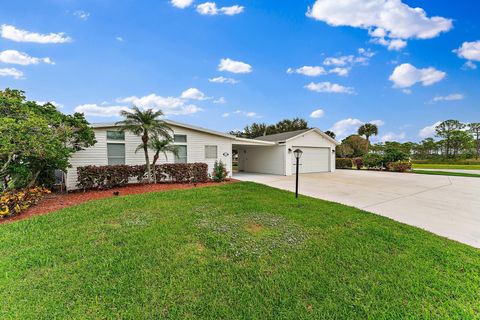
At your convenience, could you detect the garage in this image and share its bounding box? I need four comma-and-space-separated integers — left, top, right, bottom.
291, 147, 330, 173
234, 128, 339, 176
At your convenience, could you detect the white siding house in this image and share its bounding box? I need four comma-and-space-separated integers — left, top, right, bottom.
66, 122, 339, 191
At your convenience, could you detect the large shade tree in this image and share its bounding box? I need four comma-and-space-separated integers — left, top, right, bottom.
0, 89, 96, 190
116, 107, 173, 182
435, 120, 466, 157
469, 123, 480, 159
230, 118, 309, 139
357, 123, 378, 142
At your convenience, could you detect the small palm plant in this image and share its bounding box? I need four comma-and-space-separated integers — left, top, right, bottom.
116, 106, 173, 182
136, 135, 178, 183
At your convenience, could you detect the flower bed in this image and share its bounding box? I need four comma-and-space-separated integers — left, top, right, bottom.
0, 187, 51, 218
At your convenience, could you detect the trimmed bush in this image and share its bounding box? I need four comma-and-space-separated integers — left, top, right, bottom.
0, 187, 50, 218
336, 158, 353, 169
352, 157, 363, 170
387, 161, 412, 172
363, 153, 384, 169
212, 161, 228, 182
77, 163, 209, 190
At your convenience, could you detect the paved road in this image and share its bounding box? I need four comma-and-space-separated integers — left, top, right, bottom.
235, 170, 480, 248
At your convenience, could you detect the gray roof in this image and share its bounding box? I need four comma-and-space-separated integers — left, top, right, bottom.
253, 129, 312, 142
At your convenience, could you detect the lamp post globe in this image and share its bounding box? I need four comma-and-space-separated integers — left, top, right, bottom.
294, 149, 303, 159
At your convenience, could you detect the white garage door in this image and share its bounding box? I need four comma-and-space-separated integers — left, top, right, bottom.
291, 147, 330, 173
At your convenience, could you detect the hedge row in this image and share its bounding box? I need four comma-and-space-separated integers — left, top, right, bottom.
336, 157, 412, 172
77, 163, 209, 190
0, 187, 50, 218
336, 158, 352, 169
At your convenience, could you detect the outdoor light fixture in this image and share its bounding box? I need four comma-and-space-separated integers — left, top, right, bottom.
223, 152, 229, 157
293, 148, 303, 198
288, 148, 292, 153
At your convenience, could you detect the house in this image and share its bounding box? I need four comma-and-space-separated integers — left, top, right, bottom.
65, 120, 339, 191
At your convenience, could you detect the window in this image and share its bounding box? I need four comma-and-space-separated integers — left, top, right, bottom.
174, 134, 187, 143
175, 145, 187, 163
205, 145, 218, 159
107, 143, 125, 165
107, 131, 125, 140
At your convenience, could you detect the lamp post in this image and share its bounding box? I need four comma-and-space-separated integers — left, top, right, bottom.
293, 148, 303, 198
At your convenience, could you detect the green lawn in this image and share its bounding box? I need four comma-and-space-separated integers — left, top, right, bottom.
413, 170, 480, 178
413, 163, 480, 170
1, 182, 479, 319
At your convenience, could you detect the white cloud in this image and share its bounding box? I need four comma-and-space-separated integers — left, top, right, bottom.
0, 50, 54, 65
116, 36, 124, 42
196, 2, 244, 15
323, 55, 354, 66
330, 118, 384, 138
305, 82, 355, 94
309, 109, 325, 119
329, 67, 349, 76
117, 93, 202, 115
0, 24, 71, 44
330, 118, 363, 137
419, 121, 442, 138
218, 58, 252, 74
227, 110, 261, 118
307, 0, 452, 51
370, 119, 385, 127
209, 76, 239, 84
371, 37, 407, 51
220, 5, 244, 15
0, 67, 23, 79
180, 88, 208, 100
287, 66, 326, 77
74, 104, 131, 117
454, 41, 480, 62
430, 93, 464, 103
36, 100, 64, 109
378, 131, 406, 142
213, 97, 226, 104
171, 0, 194, 9
74, 10, 90, 20
462, 61, 477, 70
402, 89, 412, 94
389, 63, 446, 88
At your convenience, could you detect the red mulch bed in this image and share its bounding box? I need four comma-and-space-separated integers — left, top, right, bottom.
0, 180, 238, 225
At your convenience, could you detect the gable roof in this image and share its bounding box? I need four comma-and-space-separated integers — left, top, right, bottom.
253, 129, 311, 142
254, 128, 340, 145
91, 119, 236, 139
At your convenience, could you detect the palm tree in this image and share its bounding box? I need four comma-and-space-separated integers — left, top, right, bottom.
136, 135, 178, 183
116, 106, 173, 182
324, 130, 336, 139
358, 123, 378, 142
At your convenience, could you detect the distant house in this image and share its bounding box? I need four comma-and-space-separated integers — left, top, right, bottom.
66, 120, 339, 190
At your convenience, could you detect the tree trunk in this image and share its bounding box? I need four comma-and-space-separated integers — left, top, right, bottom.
142, 133, 151, 183
152, 152, 159, 183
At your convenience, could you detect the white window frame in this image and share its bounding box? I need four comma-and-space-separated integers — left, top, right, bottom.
204, 145, 218, 159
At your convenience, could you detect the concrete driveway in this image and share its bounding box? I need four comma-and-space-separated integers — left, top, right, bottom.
235, 170, 480, 248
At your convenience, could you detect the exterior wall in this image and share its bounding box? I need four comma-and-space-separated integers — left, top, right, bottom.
66, 125, 233, 190
236, 145, 285, 175
285, 130, 336, 175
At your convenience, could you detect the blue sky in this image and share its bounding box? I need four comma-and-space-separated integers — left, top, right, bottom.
0, 0, 479, 142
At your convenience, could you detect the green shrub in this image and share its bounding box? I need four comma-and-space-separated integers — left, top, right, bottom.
0, 187, 50, 218
387, 161, 412, 172
352, 157, 363, 170
363, 154, 384, 169
336, 158, 352, 169
77, 163, 209, 190
212, 161, 228, 182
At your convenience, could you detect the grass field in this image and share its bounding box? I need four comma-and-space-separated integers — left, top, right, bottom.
1, 182, 479, 319
413, 170, 480, 178
413, 163, 480, 170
